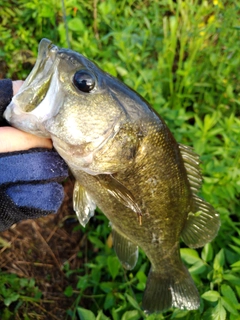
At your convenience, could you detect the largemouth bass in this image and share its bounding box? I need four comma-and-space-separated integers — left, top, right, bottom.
4, 39, 220, 313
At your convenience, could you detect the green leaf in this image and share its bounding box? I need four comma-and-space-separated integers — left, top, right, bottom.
121, 310, 142, 320
221, 297, 238, 316
189, 260, 206, 275
202, 308, 215, 320
221, 284, 238, 305
96, 310, 110, 320
223, 274, 240, 286
77, 307, 96, 320
229, 313, 240, 320
212, 301, 227, 320
88, 236, 105, 249
29, 278, 35, 288
201, 243, 213, 262
104, 292, 115, 310
77, 275, 90, 290
201, 290, 220, 302
147, 314, 165, 320
3, 293, 20, 307
136, 270, 147, 291
180, 248, 201, 264
64, 285, 73, 297
100, 282, 116, 293
2, 308, 14, 320
0, 237, 11, 248
229, 245, 240, 255
213, 249, 225, 271
116, 66, 128, 76
91, 267, 101, 284
231, 260, 240, 272
171, 309, 190, 318
125, 293, 141, 311
68, 18, 85, 32
107, 256, 120, 280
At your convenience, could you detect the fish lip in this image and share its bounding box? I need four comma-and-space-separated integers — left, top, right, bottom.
9, 39, 59, 114
4, 38, 61, 132
21, 38, 59, 94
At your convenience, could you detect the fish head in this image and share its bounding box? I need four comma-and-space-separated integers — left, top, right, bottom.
4, 39, 151, 174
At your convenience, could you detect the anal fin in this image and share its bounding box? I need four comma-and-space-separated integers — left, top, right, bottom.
112, 226, 138, 270
181, 195, 220, 248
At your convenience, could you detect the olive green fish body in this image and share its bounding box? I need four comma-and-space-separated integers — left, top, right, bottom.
4, 39, 220, 313
71, 115, 200, 312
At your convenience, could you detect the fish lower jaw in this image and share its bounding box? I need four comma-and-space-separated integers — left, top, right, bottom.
4, 104, 39, 135
4, 101, 19, 122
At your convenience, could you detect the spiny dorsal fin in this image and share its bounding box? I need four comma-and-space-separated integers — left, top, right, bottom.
179, 144, 202, 194
179, 144, 220, 247
73, 181, 96, 227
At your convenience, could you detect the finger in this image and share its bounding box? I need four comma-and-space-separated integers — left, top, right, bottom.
0, 127, 52, 152
12, 81, 24, 95
0, 149, 68, 184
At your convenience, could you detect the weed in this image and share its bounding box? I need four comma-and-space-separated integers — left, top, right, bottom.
0, 272, 42, 319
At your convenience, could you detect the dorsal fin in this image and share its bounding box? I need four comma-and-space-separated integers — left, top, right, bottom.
179, 144, 202, 194
179, 144, 220, 248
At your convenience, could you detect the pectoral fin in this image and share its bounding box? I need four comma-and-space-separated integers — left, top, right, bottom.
98, 174, 142, 224
73, 181, 96, 227
112, 226, 138, 270
181, 195, 220, 248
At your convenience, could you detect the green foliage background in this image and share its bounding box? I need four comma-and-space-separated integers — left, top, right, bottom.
0, 0, 240, 319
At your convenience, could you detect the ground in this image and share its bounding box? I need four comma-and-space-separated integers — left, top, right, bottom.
0, 177, 87, 319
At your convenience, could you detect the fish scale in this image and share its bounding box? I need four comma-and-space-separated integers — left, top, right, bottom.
4, 38, 220, 314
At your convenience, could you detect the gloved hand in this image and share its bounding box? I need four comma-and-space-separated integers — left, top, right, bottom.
0, 149, 68, 231
0, 79, 69, 231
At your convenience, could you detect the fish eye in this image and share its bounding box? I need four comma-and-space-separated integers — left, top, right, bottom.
73, 70, 95, 93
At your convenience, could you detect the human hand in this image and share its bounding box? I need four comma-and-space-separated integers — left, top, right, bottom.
0, 148, 68, 231
12, 80, 24, 95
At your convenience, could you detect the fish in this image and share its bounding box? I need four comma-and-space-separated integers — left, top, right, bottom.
4, 38, 220, 313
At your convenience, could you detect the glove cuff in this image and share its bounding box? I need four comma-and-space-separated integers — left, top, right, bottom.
0, 188, 62, 232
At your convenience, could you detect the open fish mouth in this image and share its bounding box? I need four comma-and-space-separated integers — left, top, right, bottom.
16, 38, 59, 113
24, 75, 52, 112
4, 39, 63, 135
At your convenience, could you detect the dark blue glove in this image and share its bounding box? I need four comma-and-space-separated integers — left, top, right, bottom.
0, 148, 68, 231
0, 79, 69, 231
